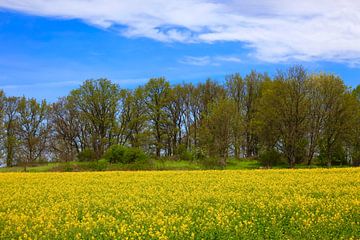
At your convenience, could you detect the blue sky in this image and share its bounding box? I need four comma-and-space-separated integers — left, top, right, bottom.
0, 1, 359, 101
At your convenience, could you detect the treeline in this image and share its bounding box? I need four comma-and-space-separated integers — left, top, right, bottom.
1, 65, 360, 169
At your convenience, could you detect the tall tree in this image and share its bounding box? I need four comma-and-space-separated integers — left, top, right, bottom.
3, 97, 20, 166
50, 97, 82, 162
349, 85, 360, 165
226, 73, 245, 158
257, 66, 309, 168
165, 84, 186, 156
200, 99, 236, 163
70, 79, 121, 158
305, 76, 325, 165
144, 78, 171, 157
17, 97, 50, 171
315, 74, 356, 166
0, 91, 6, 163
243, 71, 265, 157
128, 87, 149, 148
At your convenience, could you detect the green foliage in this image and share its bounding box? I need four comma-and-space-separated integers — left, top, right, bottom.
144, 78, 171, 157
69, 79, 121, 158
318, 143, 347, 166
199, 99, 237, 159
63, 162, 75, 172
103, 145, 126, 163
352, 85, 360, 101
191, 148, 206, 161
200, 157, 225, 169
77, 148, 97, 162
351, 150, 360, 166
0, 67, 359, 168
103, 145, 147, 164
124, 147, 147, 164
87, 159, 109, 171
259, 149, 282, 167
175, 144, 192, 161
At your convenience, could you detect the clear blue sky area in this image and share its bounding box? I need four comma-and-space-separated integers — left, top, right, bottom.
1, 6, 359, 101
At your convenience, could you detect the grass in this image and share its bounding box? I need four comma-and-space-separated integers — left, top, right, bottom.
226, 158, 261, 169
0, 163, 60, 172
0, 159, 262, 172
154, 160, 202, 170
0, 158, 354, 172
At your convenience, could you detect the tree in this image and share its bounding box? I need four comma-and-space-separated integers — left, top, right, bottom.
144, 78, 171, 157
349, 86, 360, 165
352, 85, 360, 101
186, 83, 201, 150
225, 73, 245, 158
200, 99, 236, 164
0, 91, 5, 163
3, 97, 20, 166
70, 79, 121, 159
165, 84, 186, 156
50, 97, 82, 162
127, 87, 149, 148
314, 74, 356, 166
17, 97, 50, 171
243, 71, 266, 157
0, 66, 358, 167
257, 66, 309, 168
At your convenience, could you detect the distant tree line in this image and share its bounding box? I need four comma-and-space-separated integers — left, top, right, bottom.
1, 65, 360, 169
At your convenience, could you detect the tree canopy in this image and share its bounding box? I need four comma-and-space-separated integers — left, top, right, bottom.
1, 66, 359, 169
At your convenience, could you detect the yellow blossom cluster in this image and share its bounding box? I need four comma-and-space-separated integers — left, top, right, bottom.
0, 168, 359, 239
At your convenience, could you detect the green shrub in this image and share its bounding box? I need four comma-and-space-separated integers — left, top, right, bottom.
103, 145, 148, 164
87, 159, 109, 171
77, 148, 97, 162
200, 157, 224, 169
318, 143, 346, 166
175, 144, 192, 161
125, 159, 153, 170
123, 147, 147, 164
104, 145, 127, 163
259, 148, 281, 167
63, 163, 74, 172
191, 148, 207, 161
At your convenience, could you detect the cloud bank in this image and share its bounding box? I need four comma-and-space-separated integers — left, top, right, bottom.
1, 0, 359, 63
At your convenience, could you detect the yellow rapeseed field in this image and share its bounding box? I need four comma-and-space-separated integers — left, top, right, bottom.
0, 168, 359, 239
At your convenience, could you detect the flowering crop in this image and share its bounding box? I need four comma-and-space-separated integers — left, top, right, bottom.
0, 168, 359, 239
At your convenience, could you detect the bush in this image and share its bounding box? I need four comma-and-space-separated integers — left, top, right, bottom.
191, 148, 207, 161
318, 143, 347, 166
87, 159, 109, 171
175, 144, 193, 161
259, 149, 282, 167
200, 157, 224, 169
103, 145, 148, 164
77, 148, 97, 162
123, 147, 147, 164
104, 145, 127, 164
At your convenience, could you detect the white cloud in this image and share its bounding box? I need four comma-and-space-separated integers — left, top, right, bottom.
180, 56, 212, 66
180, 55, 242, 66
214, 56, 242, 63
1, 0, 360, 64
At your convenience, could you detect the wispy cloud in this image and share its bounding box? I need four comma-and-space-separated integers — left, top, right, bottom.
180, 56, 212, 66
1, 0, 360, 64
180, 55, 242, 66
214, 56, 242, 63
